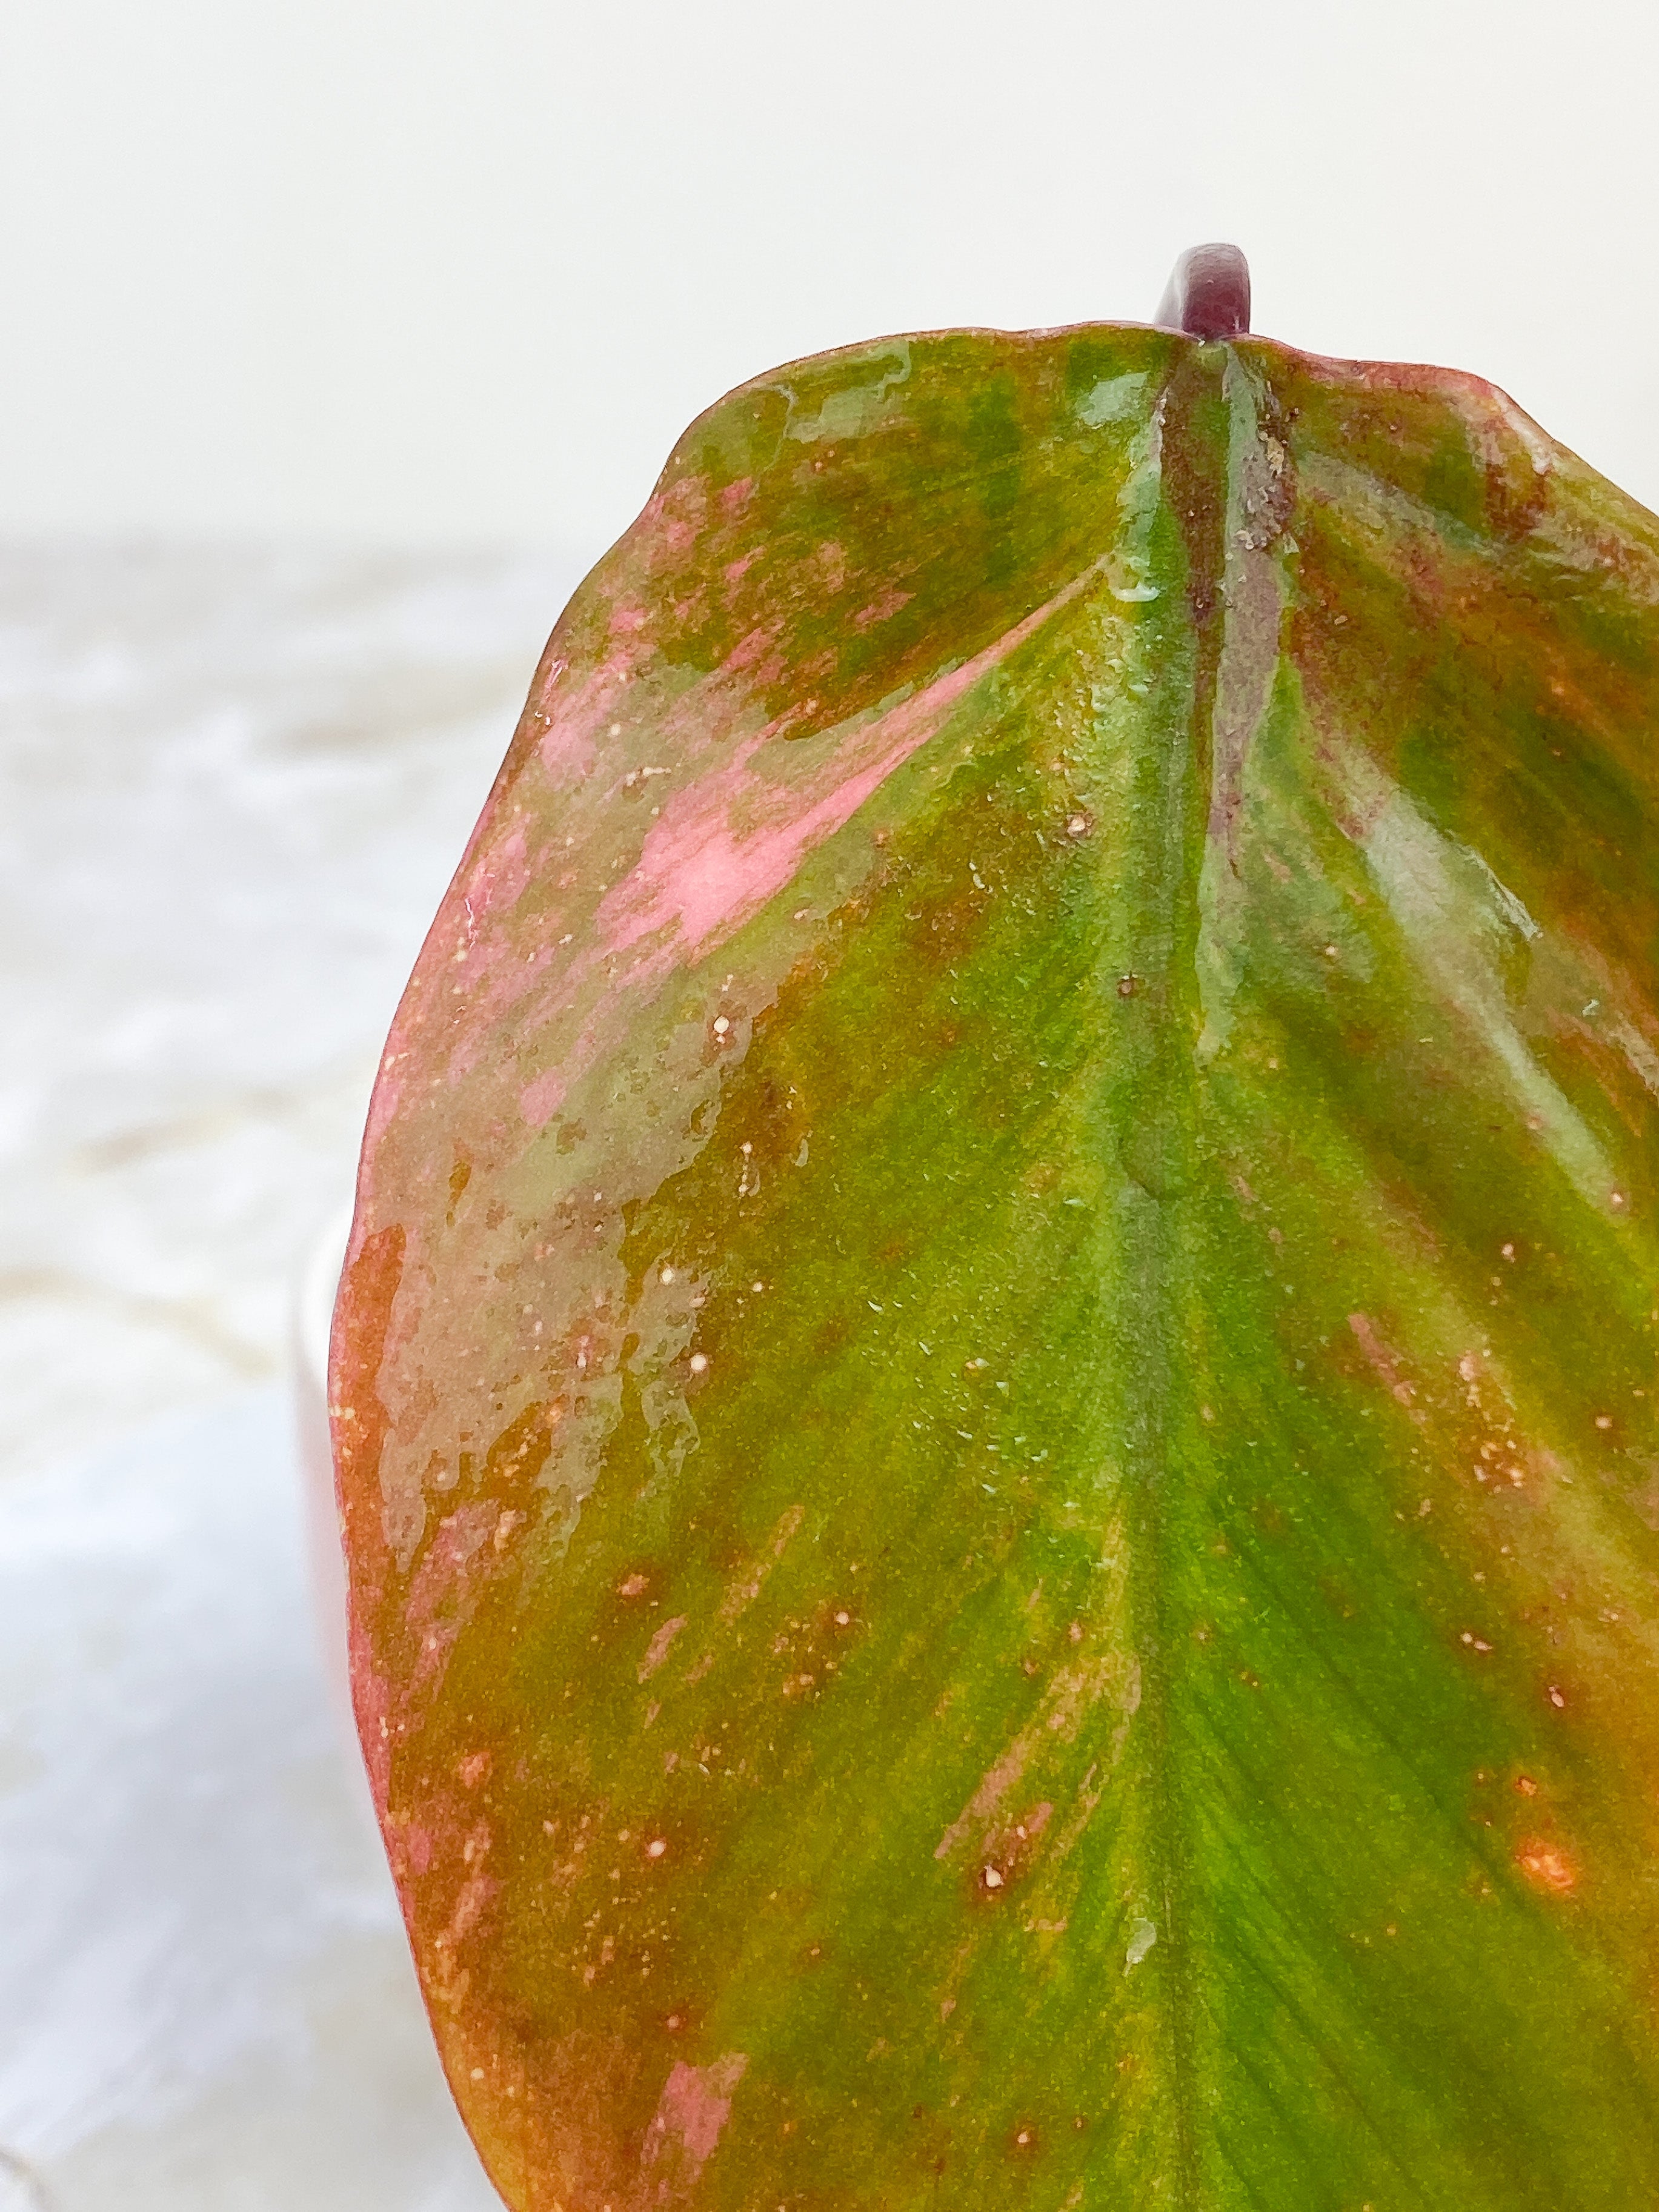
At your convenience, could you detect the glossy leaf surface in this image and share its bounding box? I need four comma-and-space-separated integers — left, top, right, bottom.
334, 316, 1659, 2210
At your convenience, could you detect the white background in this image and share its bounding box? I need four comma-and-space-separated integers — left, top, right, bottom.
3, 0, 1657, 563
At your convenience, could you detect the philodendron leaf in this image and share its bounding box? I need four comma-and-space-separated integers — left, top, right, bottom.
334, 252, 1659, 2211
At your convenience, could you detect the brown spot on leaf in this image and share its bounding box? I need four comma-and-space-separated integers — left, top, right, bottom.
637, 1615, 687, 1683
1348, 1312, 1415, 1406
1517, 1841, 1577, 1893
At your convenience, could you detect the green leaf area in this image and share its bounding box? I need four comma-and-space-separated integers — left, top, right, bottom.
334, 317, 1659, 2211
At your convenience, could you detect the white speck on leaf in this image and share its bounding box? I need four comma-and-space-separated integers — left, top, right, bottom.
1125, 1917, 1157, 1971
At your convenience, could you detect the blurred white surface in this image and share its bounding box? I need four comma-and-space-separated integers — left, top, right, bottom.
0, 1393, 502, 2211
0, 542, 579, 2207
0, 540, 576, 1483
296, 1203, 357, 1742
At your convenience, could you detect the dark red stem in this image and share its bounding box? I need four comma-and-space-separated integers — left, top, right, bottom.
1155, 245, 1251, 340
